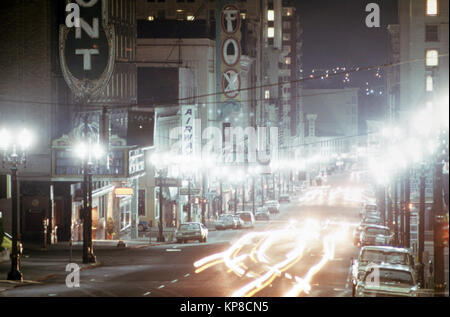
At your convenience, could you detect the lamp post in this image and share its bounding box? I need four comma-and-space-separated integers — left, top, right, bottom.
75, 138, 104, 264
0, 128, 33, 281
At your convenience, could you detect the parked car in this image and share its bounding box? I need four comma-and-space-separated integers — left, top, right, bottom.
264, 200, 280, 214
353, 217, 383, 245
215, 214, 237, 230
236, 212, 255, 229
233, 215, 245, 229
351, 246, 417, 296
355, 264, 419, 297
175, 222, 208, 243
359, 225, 393, 247
255, 211, 270, 221
360, 202, 379, 218
278, 195, 291, 203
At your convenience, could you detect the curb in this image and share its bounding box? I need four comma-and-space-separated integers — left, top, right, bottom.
0, 261, 103, 293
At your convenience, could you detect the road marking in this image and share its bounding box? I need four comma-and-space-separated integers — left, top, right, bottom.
166, 249, 181, 252
171, 279, 178, 283
158, 285, 165, 289
143, 292, 151, 296
48, 294, 57, 297
184, 273, 190, 278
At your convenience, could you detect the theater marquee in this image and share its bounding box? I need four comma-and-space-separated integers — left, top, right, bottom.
59, 0, 115, 99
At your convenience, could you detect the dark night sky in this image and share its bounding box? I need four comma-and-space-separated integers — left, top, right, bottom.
296, 0, 398, 88
296, 0, 399, 130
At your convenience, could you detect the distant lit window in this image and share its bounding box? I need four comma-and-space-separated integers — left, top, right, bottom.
240, 12, 246, 20
426, 75, 434, 91
283, 33, 291, 41
268, 10, 275, 21
285, 57, 291, 65
147, 15, 155, 21
283, 8, 293, 16
426, 49, 439, 66
268, 27, 274, 38
187, 15, 195, 21
265, 90, 270, 99
426, 0, 438, 16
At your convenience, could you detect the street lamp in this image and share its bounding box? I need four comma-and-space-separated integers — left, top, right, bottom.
75, 139, 104, 264
0, 128, 33, 281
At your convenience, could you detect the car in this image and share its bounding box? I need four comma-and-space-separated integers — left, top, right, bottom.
264, 200, 280, 214
353, 217, 383, 245
255, 211, 270, 221
351, 246, 417, 296
175, 222, 208, 243
359, 225, 393, 247
233, 215, 245, 229
215, 214, 238, 230
355, 264, 419, 297
278, 195, 291, 203
360, 203, 378, 218
236, 212, 255, 229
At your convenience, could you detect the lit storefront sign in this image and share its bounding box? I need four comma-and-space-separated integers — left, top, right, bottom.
114, 187, 134, 197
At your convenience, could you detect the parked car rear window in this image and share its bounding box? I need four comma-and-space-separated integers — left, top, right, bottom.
238, 213, 252, 222
180, 223, 200, 230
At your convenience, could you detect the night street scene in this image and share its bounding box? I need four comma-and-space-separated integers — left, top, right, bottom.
0, 0, 449, 308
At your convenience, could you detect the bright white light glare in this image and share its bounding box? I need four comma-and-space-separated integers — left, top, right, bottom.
18, 129, 33, 150
92, 143, 104, 159
75, 142, 87, 160
0, 129, 11, 149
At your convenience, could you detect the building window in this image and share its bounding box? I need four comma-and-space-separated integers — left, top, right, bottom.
187, 15, 195, 21
426, 75, 434, 91
285, 57, 291, 65
265, 90, 270, 99
268, 27, 274, 38
425, 25, 439, 42
426, 0, 438, 16
283, 33, 291, 41
147, 15, 155, 21
268, 10, 275, 21
283, 8, 293, 16
283, 21, 291, 29
426, 49, 439, 66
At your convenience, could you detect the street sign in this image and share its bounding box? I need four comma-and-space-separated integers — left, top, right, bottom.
179, 188, 201, 196
155, 178, 182, 188
59, 0, 115, 99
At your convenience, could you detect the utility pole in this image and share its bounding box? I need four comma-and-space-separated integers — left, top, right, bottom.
433, 158, 445, 296
394, 178, 399, 246
82, 115, 96, 264
400, 173, 405, 247
405, 169, 411, 249
157, 177, 165, 242
418, 163, 426, 287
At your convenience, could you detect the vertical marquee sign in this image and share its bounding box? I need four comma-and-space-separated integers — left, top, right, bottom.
182, 105, 197, 157
59, 0, 115, 100
216, 1, 242, 119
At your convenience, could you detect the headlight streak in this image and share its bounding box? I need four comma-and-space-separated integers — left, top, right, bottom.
283, 234, 336, 297
193, 218, 349, 298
